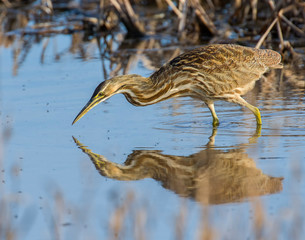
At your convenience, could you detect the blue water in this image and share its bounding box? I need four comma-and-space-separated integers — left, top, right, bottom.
1, 34, 305, 240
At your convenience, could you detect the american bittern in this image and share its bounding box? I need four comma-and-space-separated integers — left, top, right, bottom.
72, 44, 282, 126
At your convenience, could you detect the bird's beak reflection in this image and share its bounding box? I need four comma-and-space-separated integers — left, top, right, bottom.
72, 95, 104, 125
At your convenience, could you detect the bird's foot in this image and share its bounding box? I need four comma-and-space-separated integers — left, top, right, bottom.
253, 107, 262, 125
212, 118, 220, 127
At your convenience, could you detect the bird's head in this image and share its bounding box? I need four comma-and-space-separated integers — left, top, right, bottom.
72, 74, 145, 125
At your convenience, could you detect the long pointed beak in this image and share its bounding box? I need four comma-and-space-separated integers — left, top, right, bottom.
72, 96, 103, 125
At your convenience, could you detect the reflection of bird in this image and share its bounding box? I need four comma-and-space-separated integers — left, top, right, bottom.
72, 44, 282, 126
73, 136, 283, 205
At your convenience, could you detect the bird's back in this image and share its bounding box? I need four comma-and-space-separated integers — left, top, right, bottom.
171, 44, 282, 70
150, 44, 282, 94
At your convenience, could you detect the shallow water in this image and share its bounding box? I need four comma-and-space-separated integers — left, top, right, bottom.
1, 33, 305, 239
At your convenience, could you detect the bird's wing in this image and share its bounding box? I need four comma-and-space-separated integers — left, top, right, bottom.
170, 45, 274, 87
150, 45, 282, 88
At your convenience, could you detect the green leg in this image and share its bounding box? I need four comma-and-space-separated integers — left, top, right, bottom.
234, 96, 262, 125
206, 102, 219, 127
253, 106, 262, 125
244, 103, 262, 125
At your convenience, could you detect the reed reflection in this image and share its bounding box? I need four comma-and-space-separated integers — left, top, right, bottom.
73, 130, 283, 205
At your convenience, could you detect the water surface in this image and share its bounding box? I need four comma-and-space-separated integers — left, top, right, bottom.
1, 33, 305, 239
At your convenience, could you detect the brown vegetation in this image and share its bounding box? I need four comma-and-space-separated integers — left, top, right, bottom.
1, 0, 305, 77
1, 0, 305, 50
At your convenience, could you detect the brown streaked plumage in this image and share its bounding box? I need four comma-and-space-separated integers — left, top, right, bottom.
72, 44, 283, 126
